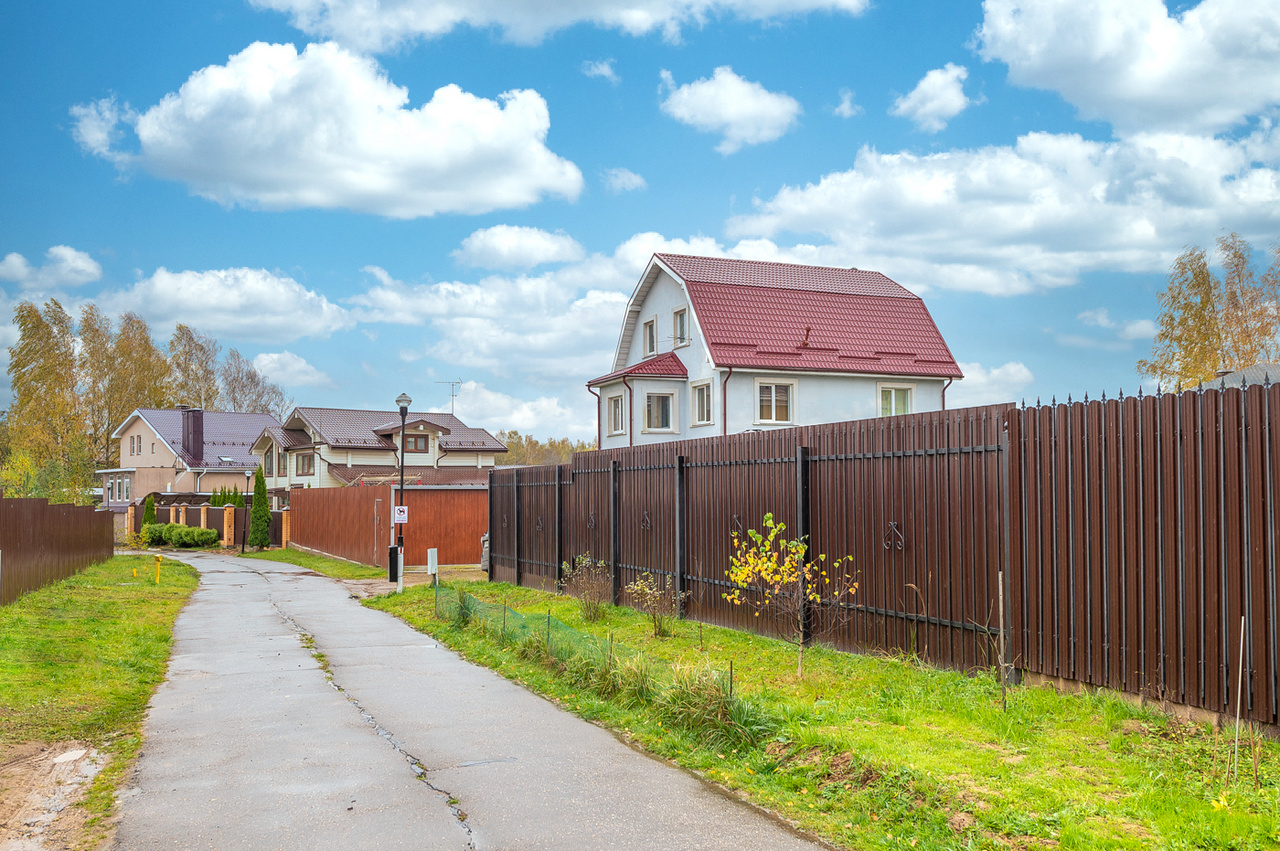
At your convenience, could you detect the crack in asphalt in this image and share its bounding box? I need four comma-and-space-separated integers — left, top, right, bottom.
271, 601, 476, 850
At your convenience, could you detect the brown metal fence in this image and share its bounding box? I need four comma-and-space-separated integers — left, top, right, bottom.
1007, 387, 1280, 725
491, 392, 1280, 724
490, 405, 1011, 670
0, 497, 115, 605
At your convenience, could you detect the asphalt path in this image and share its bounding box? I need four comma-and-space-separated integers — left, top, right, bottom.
114, 552, 827, 851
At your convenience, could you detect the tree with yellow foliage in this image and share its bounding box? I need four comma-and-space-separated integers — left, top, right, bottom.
1139, 233, 1280, 387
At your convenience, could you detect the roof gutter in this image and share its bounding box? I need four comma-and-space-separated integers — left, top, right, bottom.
622, 376, 635, 447
721, 366, 734, 436
586, 385, 601, 449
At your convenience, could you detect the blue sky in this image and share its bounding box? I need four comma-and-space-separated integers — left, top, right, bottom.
3, 0, 1279, 439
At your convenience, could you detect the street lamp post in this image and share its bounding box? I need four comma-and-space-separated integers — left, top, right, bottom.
391, 392, 412, 592
240, 469, 252, 554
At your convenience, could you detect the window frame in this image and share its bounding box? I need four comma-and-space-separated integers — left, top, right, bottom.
673, 308, 689, 348
607, 394, 627, 436
296, 452, 315, 476
642, 392, 676, 433
263, 449, 273, 477
405, 435, 429, 452
755, 379, 796, 425
641, 317, 657, 358
691, 380, 714, 427
877, 382, 916, 417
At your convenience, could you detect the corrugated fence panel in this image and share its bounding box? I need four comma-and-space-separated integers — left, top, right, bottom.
291, 485, 391, 567
0, 497, 114, 605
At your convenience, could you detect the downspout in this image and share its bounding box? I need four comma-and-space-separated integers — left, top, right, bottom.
622, 376, 635, 447
942, 377, 953, 410
587, 385, 601, 449
721, 366, 734, 436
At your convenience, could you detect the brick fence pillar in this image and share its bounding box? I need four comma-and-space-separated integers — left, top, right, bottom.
223, 505, 235, 547
281, 508, 291, 548
127, 503, 136, 534
200, 505, 208, 529
178, 505, 187, 526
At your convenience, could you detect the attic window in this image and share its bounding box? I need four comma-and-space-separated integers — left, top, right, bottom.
642, 318, 657, 357
673, 308, 689, 347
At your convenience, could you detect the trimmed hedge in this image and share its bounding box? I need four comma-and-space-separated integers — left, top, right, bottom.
140, 522, 221, 548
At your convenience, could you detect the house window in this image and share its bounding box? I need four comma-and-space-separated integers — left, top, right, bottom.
645, 393, 674, 431
128, 436, 134, 456
263, 450, 273, 476
405, 435, 429, 451
642, 319, 657, 357
123, 477, 129, 501
693, 382, 713, 426
608, 395, 626, 435
673, 309, 689, 347
151, 442, 155, 454
757, 382, 793, 424
296, 453, 315, 476
277, 450, 286, 473
880, 385, 914, 417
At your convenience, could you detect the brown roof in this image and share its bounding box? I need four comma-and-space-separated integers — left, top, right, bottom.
285, 407, 507, 453
128, 408, 282, 469
327, 465, 491, 488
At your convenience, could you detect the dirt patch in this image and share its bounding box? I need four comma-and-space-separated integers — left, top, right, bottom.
342, 567, 486, 599
948, 811, 976, 832
1, 742, 105, 850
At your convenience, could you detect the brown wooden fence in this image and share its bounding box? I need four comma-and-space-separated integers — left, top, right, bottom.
491, 390, 1280, 725
290, 486, 487, 567
0, 497, 115, 605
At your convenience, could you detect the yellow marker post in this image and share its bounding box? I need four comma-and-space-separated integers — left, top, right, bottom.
154, 554, 162, 585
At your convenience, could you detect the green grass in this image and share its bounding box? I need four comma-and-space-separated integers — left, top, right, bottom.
0, 554, 199, 846
369, 581, 1280, 851
239, 546, 383, 579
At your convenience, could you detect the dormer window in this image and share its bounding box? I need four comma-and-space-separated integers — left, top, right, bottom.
642, 319, 657, 357
673, 308, 688, 347
405, 435, 429, 451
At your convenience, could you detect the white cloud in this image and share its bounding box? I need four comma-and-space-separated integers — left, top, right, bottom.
833, 88, 862, 118
977, 0, 1280, 135
250, 0, 870, 51
106, 266, 352, 343
889, 63, 972, 133
727, 127, 1280, 295
1074, 308, 1157, 344
0, 246, 103, 290
253, 351, 334, 386
603, 167, 647, 192
948, 361, 1034, 407
453, 225, 585, 269
581, 59, 619, 83
69, 97, 135, 166
659, 66, 802, 154
431, 381, 591, 439
72, 41, 582, 219
1120, 318, 1157, 340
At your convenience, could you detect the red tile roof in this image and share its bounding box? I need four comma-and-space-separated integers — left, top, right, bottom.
653, 254, 961, 379
588, 351, 688, 386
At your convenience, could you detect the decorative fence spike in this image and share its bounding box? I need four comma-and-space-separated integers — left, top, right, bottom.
1083, 392, 1089, 403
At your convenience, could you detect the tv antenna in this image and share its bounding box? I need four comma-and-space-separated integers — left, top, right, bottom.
436, 379, 463, 414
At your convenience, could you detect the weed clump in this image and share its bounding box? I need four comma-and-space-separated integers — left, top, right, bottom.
561, 554, 612, 622
624, 571, 688, 638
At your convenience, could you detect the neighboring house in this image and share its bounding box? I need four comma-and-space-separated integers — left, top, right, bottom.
251, 407, 508, 506
589, 254, 963, 449
97, 407, 282, 509
1208, 363, 1280, 389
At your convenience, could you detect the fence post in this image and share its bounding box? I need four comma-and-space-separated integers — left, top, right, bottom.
487, 469, 495, 582
610, 458, 621, 605
796, 445, 812, 645
554, 464, 564, 587
513, 467, 522, 589
675, 455, 687, 617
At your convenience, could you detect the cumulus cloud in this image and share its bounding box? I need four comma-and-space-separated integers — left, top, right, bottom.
250, 0, 870, 51
603, 167, 647, 192
253, 351, 334, 386
106, 266, 352, 343
0, 246, 102, 290
889, 63, 973, 133
453, 225, 585, 269
659, 66, 802, 154
430, 380, 592, 439
71, 41, 582, 218
833, 88, 862, 118
727, 127, 1280, 295
977, 0, 1280, 134
948, 361, 1034, 407
581, 59, 619, 83
1075, 308, 1157, 343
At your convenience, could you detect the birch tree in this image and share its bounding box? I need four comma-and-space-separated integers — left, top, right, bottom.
220, 348, 292, 420
167, 323, 222, 409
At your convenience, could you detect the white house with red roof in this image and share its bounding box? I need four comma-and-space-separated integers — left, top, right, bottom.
250, 406, 508, 507
587, 254, 963, 448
